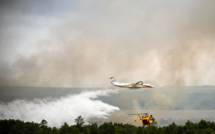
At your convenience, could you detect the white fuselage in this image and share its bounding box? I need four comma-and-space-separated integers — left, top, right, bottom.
109, 77, 154, 88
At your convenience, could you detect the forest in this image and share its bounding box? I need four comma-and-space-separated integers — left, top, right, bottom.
1, 116, 215, 134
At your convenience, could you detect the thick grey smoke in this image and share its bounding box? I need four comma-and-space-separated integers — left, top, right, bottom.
0, 0, 215, 87
1, 0, 215, 121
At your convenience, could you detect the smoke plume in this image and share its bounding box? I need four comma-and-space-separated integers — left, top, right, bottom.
1, 0, 215, 87
1, 1, 215, 124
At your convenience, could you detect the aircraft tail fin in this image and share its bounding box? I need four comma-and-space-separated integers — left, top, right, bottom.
109, 77, 116, 83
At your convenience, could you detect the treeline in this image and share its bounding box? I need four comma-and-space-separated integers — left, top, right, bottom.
1, 116, 215, 134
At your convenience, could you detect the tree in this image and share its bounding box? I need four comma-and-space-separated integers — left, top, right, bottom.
39, 119, 48, 127
52, 127, 58, 134
184, 120, 198, 134
2, 118, 215, 134
99, 122, 116, 134
75, 116, 85, 132
198, 119, 209, 129
166, 122, 177, 134
89, 123, 99, 134
136, 126, 143, 134
60, 122, 69, 134
68, 126, 80, 134
177, 126, 184, 134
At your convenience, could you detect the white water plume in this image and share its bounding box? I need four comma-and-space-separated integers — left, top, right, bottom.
0, 89, 119, 127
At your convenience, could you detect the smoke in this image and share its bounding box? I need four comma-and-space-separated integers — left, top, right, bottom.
1, 0, 215, 123
0, 89, 119, 127
158, 110, 215, 126
1, 0, 215, 87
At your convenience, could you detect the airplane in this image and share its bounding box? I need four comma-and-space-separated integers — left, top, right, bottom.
130, 112, 156, 127
108, 77, 154, 88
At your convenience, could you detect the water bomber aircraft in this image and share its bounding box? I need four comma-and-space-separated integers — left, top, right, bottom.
109, 77, 154, 88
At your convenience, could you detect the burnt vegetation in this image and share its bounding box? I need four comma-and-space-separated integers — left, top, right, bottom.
1, 116, 215, 134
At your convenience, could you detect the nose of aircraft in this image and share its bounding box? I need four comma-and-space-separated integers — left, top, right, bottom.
150, 84, 155, 88
147, 84, 155, 88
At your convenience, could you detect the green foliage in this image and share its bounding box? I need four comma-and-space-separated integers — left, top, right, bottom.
75, 116, 85, 132
75, 116, 84, 128
136, 126, 143, 134
52, 127, 58, 134
99, 122, 115, 134
1, 118, 215, 134
89, 123, 99, 134
165, 122, 177, 134
114, 123, 136, 134
40, 119, 48, 127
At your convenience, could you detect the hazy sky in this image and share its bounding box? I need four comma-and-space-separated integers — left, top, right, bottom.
1, 0, 215, 87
